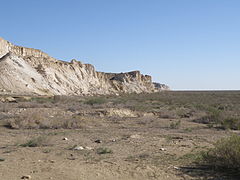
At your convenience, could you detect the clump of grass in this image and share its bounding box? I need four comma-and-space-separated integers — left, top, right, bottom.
184, 127, 193, 132
96, 147, 112, 154
20, 136, 48, 147
201, 135, 240, 171
138, 153, 150, 159
0, 158, 5, 162
164, 135, 174, 143
170, 120, 181, 129
179, 152, 203, 164
68, 144, 79, 150
84, 97, 107, 105
42, 149, 51, 153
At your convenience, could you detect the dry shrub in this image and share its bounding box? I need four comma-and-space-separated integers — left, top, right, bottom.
201, 135, 240, 172
195, 107, 240, 130
96, 147, 112, 154
220, 117, 240, 130
20, 136, 49, 147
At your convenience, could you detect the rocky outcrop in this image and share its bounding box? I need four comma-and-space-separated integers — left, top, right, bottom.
0, 37, 169, 96
153, 82, 170, 91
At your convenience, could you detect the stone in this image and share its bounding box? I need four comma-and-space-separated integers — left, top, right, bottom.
21, 175, 31, 179
5, 97, 17, 103
130, 134, 141, 139
85, 146, 93, 150
94, 139, 102, 143
173, 166, 180, 170
19, 96, 32, 101
0, 96, 17, 103
0, 97, 5, 102
153, 82, 170, 91
160, 148, 166, 151
73, 146, 84, 150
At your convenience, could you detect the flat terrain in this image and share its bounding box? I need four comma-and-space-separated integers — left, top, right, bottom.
0, 91, 240, 180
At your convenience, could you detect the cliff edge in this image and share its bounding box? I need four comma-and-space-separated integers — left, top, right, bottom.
0, 37, 169, 95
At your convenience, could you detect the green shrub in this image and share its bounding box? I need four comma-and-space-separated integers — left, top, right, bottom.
194, 105, 240, 130
184, 127, 193, 132
201, 135, 240, 171
20, 136, 48, 147
96, 147, 112, 154
206, 107, 222, 124
221, 117, 240, 130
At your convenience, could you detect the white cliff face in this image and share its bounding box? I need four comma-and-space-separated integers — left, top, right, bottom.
0, 38, 50, 58
0, 38, 11, 58
0, 37, 169, 95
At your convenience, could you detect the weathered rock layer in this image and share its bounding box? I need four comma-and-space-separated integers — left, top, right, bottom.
0, 37, 169, 95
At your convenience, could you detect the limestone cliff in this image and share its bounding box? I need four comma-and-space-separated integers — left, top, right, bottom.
0, 37, 169, 95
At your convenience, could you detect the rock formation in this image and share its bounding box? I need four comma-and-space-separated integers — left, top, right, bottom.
0, 37, 169, 96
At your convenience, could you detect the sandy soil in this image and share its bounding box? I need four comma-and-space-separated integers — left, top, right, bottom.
0, 93, 239, 180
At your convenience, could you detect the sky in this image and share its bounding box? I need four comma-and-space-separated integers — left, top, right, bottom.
1, 0, 240, 90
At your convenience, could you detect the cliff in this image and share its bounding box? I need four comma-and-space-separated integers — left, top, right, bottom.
0, 37, 169, 95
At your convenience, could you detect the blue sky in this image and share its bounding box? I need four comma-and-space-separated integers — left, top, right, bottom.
1, 0, 240, 90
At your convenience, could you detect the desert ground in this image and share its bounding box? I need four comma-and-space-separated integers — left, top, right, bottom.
0, 91, 240, 180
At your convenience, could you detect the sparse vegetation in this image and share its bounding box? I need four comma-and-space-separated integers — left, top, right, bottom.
2, 91, 240, 130
195, 106, 240, 130
31, 96, 54, 104
200, 135, 240, 172
5, 110, 92, 129
84, 97, 107, 105
221, 117, 240, 130
96, 147, 112, 154
1, 91, 240, 179
68, 144, 78, 150
20, 136, 48, 147
184, 127, 193, 132
42, 149, 51, 153
170, 120, 181, 129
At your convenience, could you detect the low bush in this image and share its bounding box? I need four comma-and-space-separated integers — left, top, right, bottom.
194, 106, 240, 130
96, 147, 112, 154
201, 135, 240, 172
20, 136, 48, 147
221, 117, 240, 130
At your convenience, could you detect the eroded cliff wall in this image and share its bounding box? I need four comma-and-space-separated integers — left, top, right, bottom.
0, 37, 169, 95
